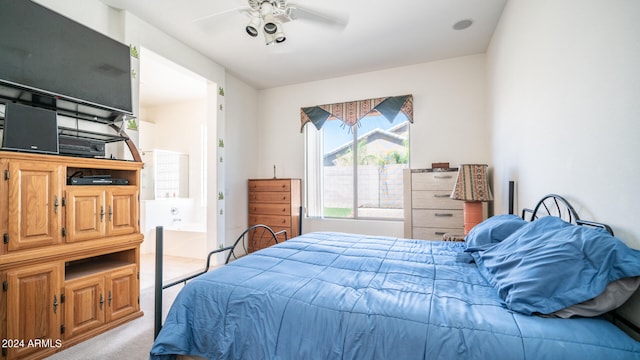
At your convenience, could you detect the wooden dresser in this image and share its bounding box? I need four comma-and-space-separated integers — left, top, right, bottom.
248, 178, 301, 252
0, 151, 143, 359
403, 168, 464, 240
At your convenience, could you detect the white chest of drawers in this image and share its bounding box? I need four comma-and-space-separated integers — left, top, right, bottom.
403, 168, 464, 240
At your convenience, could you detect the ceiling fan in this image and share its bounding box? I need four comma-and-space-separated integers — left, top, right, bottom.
194, 0, 349, 45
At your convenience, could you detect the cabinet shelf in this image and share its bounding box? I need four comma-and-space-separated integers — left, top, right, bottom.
66, 163, 140, 186
65, 249, 137, 281
65, 260, 133, 281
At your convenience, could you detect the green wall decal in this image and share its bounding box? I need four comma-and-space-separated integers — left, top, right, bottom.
126, 119, 138, 130
130, 45, 139, 59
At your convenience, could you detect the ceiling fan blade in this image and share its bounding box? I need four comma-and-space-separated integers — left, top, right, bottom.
287, 4, 349, 28
192, 6, 251, 24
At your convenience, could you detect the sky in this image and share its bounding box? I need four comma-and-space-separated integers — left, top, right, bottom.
322, 112, 409, 153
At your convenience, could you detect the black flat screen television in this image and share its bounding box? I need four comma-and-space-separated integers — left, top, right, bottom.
0, 0, 132, 116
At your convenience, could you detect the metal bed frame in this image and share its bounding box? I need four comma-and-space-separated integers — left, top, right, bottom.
153, 224, 287, 338
521, 193, 614, 235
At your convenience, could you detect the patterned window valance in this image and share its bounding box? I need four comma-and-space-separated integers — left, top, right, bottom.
300, 94, 413, 132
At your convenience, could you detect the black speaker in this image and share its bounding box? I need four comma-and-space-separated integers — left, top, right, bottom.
1, 102, 59, 154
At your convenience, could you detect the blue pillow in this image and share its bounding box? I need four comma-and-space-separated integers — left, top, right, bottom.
465, 214, 528, 252
472, 216, 640, 315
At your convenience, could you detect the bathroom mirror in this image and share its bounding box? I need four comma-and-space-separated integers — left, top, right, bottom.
141, 149, 189, 199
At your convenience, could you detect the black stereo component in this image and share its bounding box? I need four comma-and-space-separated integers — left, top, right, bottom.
59, 135, 106, 158
68, 177, 129, 185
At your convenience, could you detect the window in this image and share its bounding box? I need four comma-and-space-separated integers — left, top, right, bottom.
306, 113, 410, 220
154, 150, 189, 199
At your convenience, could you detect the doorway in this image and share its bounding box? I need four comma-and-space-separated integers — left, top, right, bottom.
137, 48, 209, 282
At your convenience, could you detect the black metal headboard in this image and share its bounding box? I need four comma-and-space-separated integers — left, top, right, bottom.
521, 194, 614, 235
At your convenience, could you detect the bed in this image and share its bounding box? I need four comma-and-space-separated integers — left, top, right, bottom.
149, 195, 640, 359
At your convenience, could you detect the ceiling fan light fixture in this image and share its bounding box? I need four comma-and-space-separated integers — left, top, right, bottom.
274, 28, 286, 43
263, 16, 277, 34
246, 25, 259, 37
260, 2, 277, 34
246, 12, 261, 37
263, 30, 277, 45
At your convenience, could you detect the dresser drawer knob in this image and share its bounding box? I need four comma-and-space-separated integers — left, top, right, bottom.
433, 194, 450, 198
434, 175, 452, 179
435, 213, 453, 217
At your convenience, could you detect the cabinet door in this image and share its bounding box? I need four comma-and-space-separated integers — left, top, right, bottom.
6, 262, 63, 359
105, 264, 138, 322
7, 160, 62, 251
65, 188, 106, 243
64, 275, 106, 339
106, 187, 139, 237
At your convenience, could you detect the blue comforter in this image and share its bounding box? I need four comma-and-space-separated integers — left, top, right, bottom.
150, 232, 640, 359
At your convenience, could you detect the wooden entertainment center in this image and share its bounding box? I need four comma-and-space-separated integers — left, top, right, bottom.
0, 151, 143, 359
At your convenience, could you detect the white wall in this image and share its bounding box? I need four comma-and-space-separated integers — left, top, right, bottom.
224, 74, 260, 243
487, 0, 640, 247
257, 54, 490, 236
142, 99, 205, 204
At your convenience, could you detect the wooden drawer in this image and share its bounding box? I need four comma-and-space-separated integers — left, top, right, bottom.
412, 190, 463, 210
411, 171, 457, 191
249, 191, 291, 203
412, 226, 464, 240
248, 179, 291, 192
249, 203, 291, 216
249, 214, 291, 227
412, 209, 463, 228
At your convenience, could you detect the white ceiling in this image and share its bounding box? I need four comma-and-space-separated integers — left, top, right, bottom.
101, 0, 506, 104
138, 48, 208, 108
